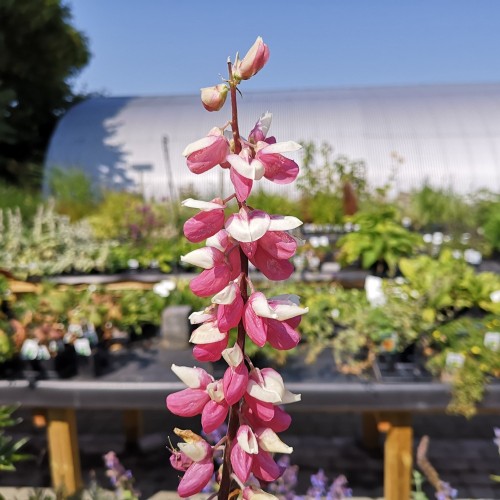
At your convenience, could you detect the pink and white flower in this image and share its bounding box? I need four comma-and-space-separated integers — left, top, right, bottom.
246, 367, 301, 406
249, 112, 273, 144
226, 140, 301, 201
188, 308, 229, 362
212, 278, 244, 332
225, 207, 302, 280
166, 365, 229, 433
222, 343, 248, 406
230, 424, 292, 484
200, 84, 228, 112
242, 402, 292, 433
233, 36, 270, 81
181, 230, 241, 297
243, 293, 308, 349
168, 39, 307, 497
182, 197, 226, 243
255, 139, 301, 184
172, 429, 214, 498
183, 127, 230, 174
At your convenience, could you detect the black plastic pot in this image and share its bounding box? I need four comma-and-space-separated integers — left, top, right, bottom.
0, 355, 24, 380
23, 344, 78, 381
77, 345, 111, 378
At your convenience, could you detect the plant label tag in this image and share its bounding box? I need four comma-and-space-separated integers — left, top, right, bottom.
365, 276, 386, 307
37, 345, 51, 361
74, 338, 92, 357
381, 332, 398, 352
484, 332, 500, 352
68, 323, 83, 336
445, 352, 465, 369
20, 339, 39, 361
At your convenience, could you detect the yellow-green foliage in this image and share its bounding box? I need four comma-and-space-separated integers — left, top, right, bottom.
88, 191, 173, 240
337, 208, 422, 275
426, 315, 500, 417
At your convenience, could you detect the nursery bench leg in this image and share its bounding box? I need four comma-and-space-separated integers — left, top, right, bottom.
47, 408, 82, 496
124, 409, 143, 451
382, 411, 413, 500
361, 412, 379, 449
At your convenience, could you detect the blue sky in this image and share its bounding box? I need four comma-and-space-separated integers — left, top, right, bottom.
67, 0, 500, 96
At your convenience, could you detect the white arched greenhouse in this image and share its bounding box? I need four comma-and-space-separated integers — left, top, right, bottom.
45, 83, 500, 200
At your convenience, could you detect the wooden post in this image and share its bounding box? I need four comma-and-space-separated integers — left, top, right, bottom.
382, 411, 413, 500
46, 408, 82, 496
361, 412, 379, 449
123, 409, 143, 451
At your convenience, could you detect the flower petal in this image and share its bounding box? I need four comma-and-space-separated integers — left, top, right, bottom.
227, 154, 264, 180
183, 209, 225, 243
243, 300, 268, 347
237, 425, 259, 454
249, 292, 278, 319
226, 209, 271, 243
181, 247, 222, 269
244, 395, 275, 421
212, 281, 239, 305
166, 389, 210, 417
249, 111, 273, 143
251, 450, 282, 482
182, 135, 218, 157
222, 343, 244, 367
252, 246, 294, 281
181, 198, 225, 210
259, 153, 299, 184
217, 295, 244, 332
189, 321, 226, 344
201, 400, 228, 434
230, 442, 253, 484
260, 141, 302, 155
258, 231, 297, 260
257, 428, 293, 454
178, 459, 214, 498
189, 264, 231, 297
192, 337, 228, 362
268, 215, 303, 231
223, 362, 249, 406
230, 167, 253, 203
171, 364, 214, 389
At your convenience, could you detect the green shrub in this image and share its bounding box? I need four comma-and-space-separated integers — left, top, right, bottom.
337, 208, 422, 276
48, 167, 99, 221
0, 182, 41, 221
483, 205, 500, 252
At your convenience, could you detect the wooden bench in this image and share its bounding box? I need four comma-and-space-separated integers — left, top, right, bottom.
1, 378, 499, 499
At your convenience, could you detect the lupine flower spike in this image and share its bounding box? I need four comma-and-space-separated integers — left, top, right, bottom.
166, 36, 305, 499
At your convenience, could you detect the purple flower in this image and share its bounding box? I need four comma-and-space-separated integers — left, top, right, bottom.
268, 456, 300, 499
494, 427, 500, 451
103, 451, 140, 499
307, 469, 329, 498
327, 475, 352, 499
435, 480, 458, 500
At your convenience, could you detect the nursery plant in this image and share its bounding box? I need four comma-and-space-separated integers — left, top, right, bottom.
0, 404, 30, 471
336, 207, 422, 277
0, 201, 112, 278
425, 314, 500, 417
296, 141, 367, 224
165, 37, 307, 499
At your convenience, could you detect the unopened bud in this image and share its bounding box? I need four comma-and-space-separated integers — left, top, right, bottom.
200, 84, 228, 112
233, 36, 269, 81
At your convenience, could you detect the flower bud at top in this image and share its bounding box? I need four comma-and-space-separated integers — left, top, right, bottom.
233, 36, 269, 81
201, 84, 228, 112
